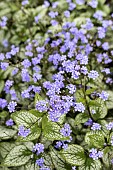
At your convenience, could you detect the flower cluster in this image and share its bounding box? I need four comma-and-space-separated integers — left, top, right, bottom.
6, 119, 14, 126
106, 122, 113, 130
0, 98, 7, 109
18, 125, 30, 137
60, 123, 72, 137
36, 100, 48, 112
0, 0, 112, 123
33, 143, 50, 169
33, 143, 44, 155
91, 123, 101, 131
74, 102, 85, 113
7, 101, 17, 113
55, 137, 72, 150
89, 148, 103, 160
84, 118, 93, 126
99, 91, 109, 101
0, 16, 8, 28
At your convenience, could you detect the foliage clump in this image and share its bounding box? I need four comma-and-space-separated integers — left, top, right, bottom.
0, 0, 113, 169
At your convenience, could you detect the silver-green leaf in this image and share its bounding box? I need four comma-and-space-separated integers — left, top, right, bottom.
85, 131, 105, 148
3, 145, 32, 167
0, 126, 17, 140
60, 144, 86, 166
42, 116, 68, 141
78, 158, 102, 170
11, 111, 40, 127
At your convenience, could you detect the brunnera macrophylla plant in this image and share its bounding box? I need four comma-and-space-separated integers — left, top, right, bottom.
0, 0, 113, 169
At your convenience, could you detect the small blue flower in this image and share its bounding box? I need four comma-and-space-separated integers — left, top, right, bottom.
22, 0, 29, 6
89, 148, 103, 160
88, 70, 99, 80
91, 123, 101, 131
18, 125, 30, 137
36, 157, 44, 167
64, 11, 70, 18
8, 101, 17, 113
33, 143, 44, 155
35, 100, 48, 112
6, 119, 14, 126
60, 123, 72, 137
74, 102, 85, 113
88, 0, 98, 8
99, 91, 109, 101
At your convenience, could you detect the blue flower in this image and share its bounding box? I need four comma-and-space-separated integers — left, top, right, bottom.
89, 148, 103, 160
60, 123, 72, 137
99, 91, 109, 101
6, 119, 14, 126
0, 98, 7, 108
88, 70, 99, 80
91, 123, 101, 131
22, 0, 29, 6
36, 100, 48, 112
18, 125, 30, 137
36, 158, 44, 167
88, 0, 98, 8
33, 143, 44, 155
8, 101, 17, 113
64, 11, 70, 18
74, 102, 85, 113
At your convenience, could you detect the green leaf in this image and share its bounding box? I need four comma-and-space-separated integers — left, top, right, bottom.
11, 111, 40, 127
78, 158, 102, 170
75, 113, 89, 125
24, 161, 39, 170
85, 88, 96, 95
42, 152, 53, 169
18, 160, 39, 170
3, 145, 31, 167
50, 147, 71, 170
60, 144, 86, 166
98, 0, 106, 5
0, 80, 4, 93
98, 120, 109, 137
8, 2, 19, 11
87, 82, 98, 89
89, 100, 101, 107
85, 131, 105, 148
102, 147, 111, 168
74, 17, 86, 26
98, 5, 110, 15
42, 115, 48, 129
17, 124, 41, 142
0, 142, 33, 160
75, 89, 85, 104
67, 117, 76, 128
0, 8, 11, 17
0, 142, 16, 159
0, 126, 17, 140
58, 114, 66, 125
0, 111, 8, 118
42, 116, 68, 141
106, 90, 113, 109
35, 6, 47, 18
35, 93, 43, 105
0, 167, 9, 170
109, 132, 113, 144
2, 66, 14, 79
24, 142, 34, 151
29, 109, 44, 118
89, 98, 107, 120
